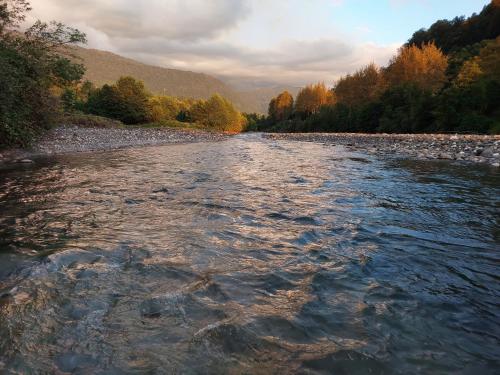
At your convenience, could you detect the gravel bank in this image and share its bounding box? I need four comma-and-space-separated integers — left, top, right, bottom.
264, 133, 500, 167
0, 126, 229, 164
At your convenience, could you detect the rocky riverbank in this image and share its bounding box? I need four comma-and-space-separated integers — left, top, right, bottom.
2, 128, 500, 167
264, 133, 500, 167
0, 125, 229, 164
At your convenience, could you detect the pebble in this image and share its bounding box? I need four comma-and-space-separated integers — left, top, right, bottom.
1, 126, 229, 165
265, 133, 500, 167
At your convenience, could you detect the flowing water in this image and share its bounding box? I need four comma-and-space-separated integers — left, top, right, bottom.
0, 134, 499, 374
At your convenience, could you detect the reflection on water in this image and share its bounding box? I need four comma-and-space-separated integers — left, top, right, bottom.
0, 134, 499, 373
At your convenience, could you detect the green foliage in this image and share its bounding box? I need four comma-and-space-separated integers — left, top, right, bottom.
58, 112, 123, 128
85, 76, 150, 124
377, 84, 435, 133
243, 113, 267, 131
0, 0, 86, 147
81, 77, 247, 131
407, 0, 500, 53
435, 78, 500, 133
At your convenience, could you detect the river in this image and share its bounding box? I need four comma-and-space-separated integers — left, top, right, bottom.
0, 134, 499, 373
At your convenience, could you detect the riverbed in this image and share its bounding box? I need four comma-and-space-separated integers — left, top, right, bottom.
0, 134, 499, 373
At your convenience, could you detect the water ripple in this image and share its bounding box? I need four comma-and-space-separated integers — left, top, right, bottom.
0, 134, 498, 373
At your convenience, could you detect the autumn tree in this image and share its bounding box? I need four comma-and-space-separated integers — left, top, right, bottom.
148, 95, 185, 122
385, 42, 448, 93
268, 91, 294, 122
334, 63, 385, 106
190, 94, 246, 132
294, 83, 335, 118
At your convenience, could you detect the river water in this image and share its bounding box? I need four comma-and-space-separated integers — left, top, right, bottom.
0, 134, 499, 374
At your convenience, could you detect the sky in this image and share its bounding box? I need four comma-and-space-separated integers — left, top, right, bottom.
27, 0, 490, 87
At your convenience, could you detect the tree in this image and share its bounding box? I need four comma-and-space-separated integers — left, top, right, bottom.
477, 36, 500, 82
0, 0, 86, 146
86, 76, 150, 124
452, 37, 500, 88
295, 83, 335, 118
148, 95, 184, 122
268, 91, 294, 122
377, 83, 435, 133
385, 43, 448, 93
190, 94, 246, 132
0, 0, 30, 34
407, 0, 500, 53
454, 57, 483, 87
334, 63, 385, 106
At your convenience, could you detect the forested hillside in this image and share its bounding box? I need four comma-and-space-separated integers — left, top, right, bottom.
69, 46, 293, 114
258, 0, 500, 134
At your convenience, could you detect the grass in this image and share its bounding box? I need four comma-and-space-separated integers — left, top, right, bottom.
58, 114, 235, 133
133, 119, 222, 132
58, 113, 124, 128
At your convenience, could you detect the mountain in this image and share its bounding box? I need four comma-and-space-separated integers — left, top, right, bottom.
237, 86, 301, 115
69, 46, 299, 114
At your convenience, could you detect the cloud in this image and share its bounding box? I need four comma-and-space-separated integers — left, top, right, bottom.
28, 0, 251, 41
26, 0, 399, 86
117, 37, 398, 85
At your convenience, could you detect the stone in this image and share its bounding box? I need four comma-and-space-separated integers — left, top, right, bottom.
480, 147, 494, 158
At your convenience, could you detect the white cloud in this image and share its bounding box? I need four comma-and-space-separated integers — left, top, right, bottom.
25, 0, 399, 86
28, 0, 251, 41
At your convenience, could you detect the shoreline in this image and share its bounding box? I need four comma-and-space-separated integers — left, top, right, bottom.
1, 127, 499, 167
0, 125, 230, 165
264, 132, 500, 167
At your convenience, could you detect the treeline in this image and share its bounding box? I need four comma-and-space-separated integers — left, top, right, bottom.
0, 1, 247, 147
63, 76, 247, 132
258, 0, 500, 134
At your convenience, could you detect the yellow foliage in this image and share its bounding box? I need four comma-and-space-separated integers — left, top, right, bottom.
190, 94, 247, 132
295, 83, 335, 116
268, 91, 294, 122
385, 42, 448, 92
148, 95, 185, 122
455, 57, 483, 87
334, 63, 385, 106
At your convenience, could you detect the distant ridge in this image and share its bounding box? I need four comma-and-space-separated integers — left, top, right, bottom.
70, 46, 300, 114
